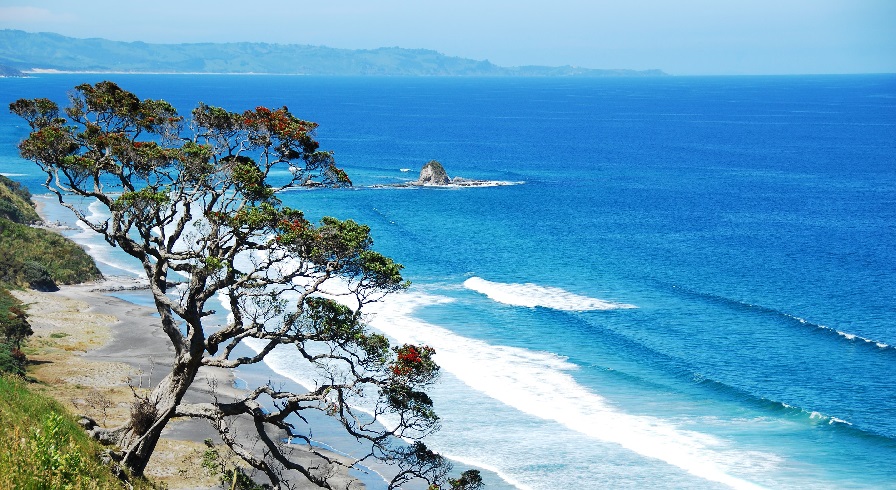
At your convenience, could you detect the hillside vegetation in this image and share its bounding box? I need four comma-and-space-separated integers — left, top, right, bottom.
0, 29, 667, 77
0, 176, 102, 290
0, 375, 158, 489
0, 174, 40, 224
0, 177, 150, 486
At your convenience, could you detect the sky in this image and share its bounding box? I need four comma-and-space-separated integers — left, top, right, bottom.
0, 0, 894, 75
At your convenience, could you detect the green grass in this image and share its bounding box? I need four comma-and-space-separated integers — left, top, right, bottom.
0, 176, 103, 289
0, 175, 40, 225
0, 375, 158, 489
0, 218, 103, 288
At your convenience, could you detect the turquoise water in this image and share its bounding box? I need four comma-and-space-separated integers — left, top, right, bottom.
2, 74, 895, 489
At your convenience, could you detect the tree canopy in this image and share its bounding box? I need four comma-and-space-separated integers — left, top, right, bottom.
11, 81, 481, 489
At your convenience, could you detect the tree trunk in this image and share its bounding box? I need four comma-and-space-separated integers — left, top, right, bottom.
117, 353, 202, 476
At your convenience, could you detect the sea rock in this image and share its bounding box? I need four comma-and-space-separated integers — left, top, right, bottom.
376, 159, 512, 188
416, 160, 451, 185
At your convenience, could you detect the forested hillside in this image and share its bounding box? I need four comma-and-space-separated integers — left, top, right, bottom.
0, 29, 667, 77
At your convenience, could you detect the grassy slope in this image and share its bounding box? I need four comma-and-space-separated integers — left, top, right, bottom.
0, 176, 154, 487
0, 174, 40, 224
0, 177, 103, 288
0, 375, 158, 489
0, 218, 104, 286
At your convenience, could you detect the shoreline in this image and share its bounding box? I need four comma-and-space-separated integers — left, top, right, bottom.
19, 203, 365, 488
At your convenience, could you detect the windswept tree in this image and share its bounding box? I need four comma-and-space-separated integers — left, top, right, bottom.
11, 81, 480, 489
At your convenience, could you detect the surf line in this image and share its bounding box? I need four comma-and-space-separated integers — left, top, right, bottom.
367, 290, 767, 490
463, 277, 637, 311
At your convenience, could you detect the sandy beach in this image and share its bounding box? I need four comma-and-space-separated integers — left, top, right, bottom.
14, 278, 363, 489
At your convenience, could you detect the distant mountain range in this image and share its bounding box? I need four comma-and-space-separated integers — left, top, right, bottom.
0, 29, 666, 77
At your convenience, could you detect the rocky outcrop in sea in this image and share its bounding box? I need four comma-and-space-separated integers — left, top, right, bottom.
383, 160, 519, 188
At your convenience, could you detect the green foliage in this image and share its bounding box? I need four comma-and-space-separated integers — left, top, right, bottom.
9, 81, 462, 488
227, 156, 274, 201
23, 260, 56, 291
291, 297, 392, 366
0, 217, 103, 288
8, 97, 62, 130
426, 470, 484, 490
0, 176, 102, 290
17, 125, 80, 170
29, 412, 91, 485
381, 383, 437, 420
449, 470, 484, 490
0, 342, 26, 376
0, 375, 157, 488
0, 287, 31, 375
359, 250, 410, 289
112, 186, 171, 214
178, 141, 215, 182
0, 174, 40, 224
1, 295, 32, 349
0, 175, 33, 203
0, 286, 23, 316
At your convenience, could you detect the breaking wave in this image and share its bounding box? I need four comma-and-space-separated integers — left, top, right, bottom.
363, 290, 767, 490
669, 285, 894, 352
463, 277, 637, 311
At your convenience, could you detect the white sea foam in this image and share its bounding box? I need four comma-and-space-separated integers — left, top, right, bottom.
214, 261, 769, 489
362, 290, 767, 490
371, 180, 525, 189
835, 329, 890, 348
67, 200, 145, 276
208, 231, 766, 488
463, 277, 637, 311
48, 194, 761, 488
788, 312, 892, 350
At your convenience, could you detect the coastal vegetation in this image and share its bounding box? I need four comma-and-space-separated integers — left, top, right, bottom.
0, 219, 104, 289
0, 174, 40, 223
0, 288, 31, 376
0, 374, 157, 489
11, 81, 481, 489
0, 29, 665, 77
0, 173, 98, 376
0, 175, 102, 290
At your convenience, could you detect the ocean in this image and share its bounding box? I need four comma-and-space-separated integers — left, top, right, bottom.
1, 74, 894, 489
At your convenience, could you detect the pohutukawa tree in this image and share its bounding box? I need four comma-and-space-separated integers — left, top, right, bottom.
11, 81, 481, 490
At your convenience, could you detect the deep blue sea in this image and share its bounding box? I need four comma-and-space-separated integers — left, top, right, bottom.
2, 74, 895, 489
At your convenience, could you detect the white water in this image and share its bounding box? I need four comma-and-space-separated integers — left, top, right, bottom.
463, 277, 637, 311
237, 275, 771, 489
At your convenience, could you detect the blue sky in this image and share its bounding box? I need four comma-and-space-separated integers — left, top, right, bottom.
0, 0, 893, 75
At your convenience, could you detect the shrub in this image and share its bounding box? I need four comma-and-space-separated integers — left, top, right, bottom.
23, 260, 58, 291
0, 342, 26, 376
0, 175, 39, 224
0, 374, 159, 488
0, 217, 102, 287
